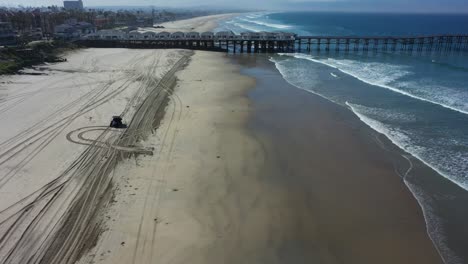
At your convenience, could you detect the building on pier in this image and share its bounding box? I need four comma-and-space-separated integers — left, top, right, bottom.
171, 31, 185, 39
87, 29, 127, 40
128, 31, 141, 40
201, 32, 214, 40
142, 31, 156, 40
241, 32, 260, 40
186, 32, 200, 39
157, 31, 171, 39
216, 31, 236, 40
260, 31, 277, 40
276, 32, 296, 40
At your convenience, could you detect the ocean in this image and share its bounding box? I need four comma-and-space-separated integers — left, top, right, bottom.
218, 12, 468, 264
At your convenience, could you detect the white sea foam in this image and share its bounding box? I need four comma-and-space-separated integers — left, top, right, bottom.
399, 81, 468, 114
405, 180, 463, 264
346, 104, 468, 264
346, 103, 414, 149
232, 22, 261, 32
244, 12, 270, 19
330, 72, 338, 78
346, 102, 468, 191
269, 57, 338, 104
271, 55, 468, 191
239, 18, 292, 29
279, 53, 468, 115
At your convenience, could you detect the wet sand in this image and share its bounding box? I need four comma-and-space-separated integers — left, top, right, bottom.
237, 54, 444, 264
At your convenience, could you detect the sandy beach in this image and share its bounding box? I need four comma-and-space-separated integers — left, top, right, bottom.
0, 14, 222, 264
0, 13, 445, 264
149, 13, 237, 33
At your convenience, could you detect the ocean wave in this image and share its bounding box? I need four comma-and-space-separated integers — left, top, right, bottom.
274, 48, 468, 262
346, 102, 468, 191
279, 53, 468, 115
231, 22, 261, 32
244, 12, 271, 19
269, 56, 339, 104
239, 18, 292, 30
271, 54, 468, 192
399, 81, 468, 114
245, 14, 263, 19
347, 102, 467, 263
404, 181, 463, 264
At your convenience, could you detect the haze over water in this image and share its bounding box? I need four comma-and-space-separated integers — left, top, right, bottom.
219, 12, 468, 264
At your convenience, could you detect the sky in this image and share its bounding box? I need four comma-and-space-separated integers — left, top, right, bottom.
0, 0, 467, 13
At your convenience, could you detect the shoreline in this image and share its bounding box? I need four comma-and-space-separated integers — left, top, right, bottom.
233, 53, 445, 263
85, 51, 446, 263
268, 52, 468, 263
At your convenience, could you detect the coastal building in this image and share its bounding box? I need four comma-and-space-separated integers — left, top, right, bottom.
30, 28, 44, 40
0, 22, 16, 46
54, 19, 95, 40
93, 15, 111, 29
19, 28, 44, 41
63, 0, 84, 10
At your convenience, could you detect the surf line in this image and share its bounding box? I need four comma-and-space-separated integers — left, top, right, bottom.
279, 53, 468, 116
346, 101, 468, 192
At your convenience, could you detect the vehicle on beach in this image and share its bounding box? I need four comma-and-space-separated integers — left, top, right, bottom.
110, 116, 126, 128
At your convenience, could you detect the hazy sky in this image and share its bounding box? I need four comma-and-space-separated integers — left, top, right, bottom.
1, 0, 467, 13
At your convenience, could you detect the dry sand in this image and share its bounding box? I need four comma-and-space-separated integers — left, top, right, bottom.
77, 51, 261, 264
0, 48, 189, 263
0, 14, 243, 264
145, 13, 237, 33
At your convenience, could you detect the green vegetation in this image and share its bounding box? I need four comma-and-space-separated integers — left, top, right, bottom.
0, 41, 79, 75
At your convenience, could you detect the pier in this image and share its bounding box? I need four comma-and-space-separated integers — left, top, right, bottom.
296, 35, 468, 53
79, 31, 468, 54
